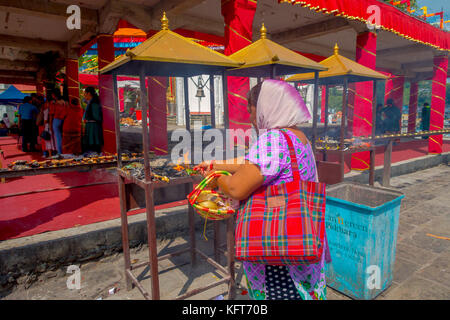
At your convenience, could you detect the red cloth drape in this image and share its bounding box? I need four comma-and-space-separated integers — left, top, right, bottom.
429, 55, 448, 154
281, 0, 450, 51
222, 0, 257, 147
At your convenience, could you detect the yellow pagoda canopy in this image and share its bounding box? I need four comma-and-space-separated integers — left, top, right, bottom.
100, 13, 241, 76
286, 44, 388, 85
227, 24, 327, 77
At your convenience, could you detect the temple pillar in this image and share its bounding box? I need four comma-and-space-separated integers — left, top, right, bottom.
97, 34, 116, 154
407, 82, 419, 133
428, 55, 448, 154
320, 86, 326, 123
66, 58, 80, 105
36, 83, 45, 96
350, 31, 377, 171
221, 0, 257, 146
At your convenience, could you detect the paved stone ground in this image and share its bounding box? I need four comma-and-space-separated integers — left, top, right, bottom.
2, 164, 449, 300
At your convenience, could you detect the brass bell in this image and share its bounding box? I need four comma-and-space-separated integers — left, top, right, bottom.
195, 76, 205, 98
195, 88, 205, 98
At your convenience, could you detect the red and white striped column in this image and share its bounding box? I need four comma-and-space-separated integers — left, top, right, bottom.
407, 82, 418, 133
428, 55, 448, 154
66, 58, 80, 105
350, 31, 377, 171
97, 34, 116, 154
221, 0, 257, 147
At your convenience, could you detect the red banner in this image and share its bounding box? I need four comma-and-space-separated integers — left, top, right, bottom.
281, 0, 450, 51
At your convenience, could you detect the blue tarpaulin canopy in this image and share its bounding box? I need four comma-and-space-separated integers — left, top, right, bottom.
0, 86, 27, 105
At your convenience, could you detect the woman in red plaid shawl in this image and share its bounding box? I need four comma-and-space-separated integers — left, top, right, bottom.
197, 80, 331, 300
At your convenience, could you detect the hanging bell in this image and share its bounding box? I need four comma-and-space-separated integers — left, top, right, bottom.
195, 88, 205, 98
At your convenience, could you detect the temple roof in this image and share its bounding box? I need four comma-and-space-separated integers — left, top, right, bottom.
286, 44, 388, 84
227, 24, 327, 77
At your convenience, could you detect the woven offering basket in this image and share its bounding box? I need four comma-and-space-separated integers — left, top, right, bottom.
187, 171, 235, 221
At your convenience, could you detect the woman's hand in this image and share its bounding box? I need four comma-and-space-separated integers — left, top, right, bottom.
194, 160, 215, 177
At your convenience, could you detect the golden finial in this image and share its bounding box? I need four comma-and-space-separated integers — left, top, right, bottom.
161, 12, 169, 30
260, 23, 267, 39
334, 43, 339, 55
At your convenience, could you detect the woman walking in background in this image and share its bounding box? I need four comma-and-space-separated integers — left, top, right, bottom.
49, 89, 67, 155
83, 87, 103, 153
42, 94, 56, 157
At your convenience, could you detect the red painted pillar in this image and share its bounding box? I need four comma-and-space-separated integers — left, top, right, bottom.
147, 76, 168, 155
429, 55, 448, 154
320, 86, 326, 123
350, 32, 377, 171
97, 34, 116, 154
221, 0, 257, 145
408, 82, 419, 133
66, 58, 80, 104
36, 83, 45, 96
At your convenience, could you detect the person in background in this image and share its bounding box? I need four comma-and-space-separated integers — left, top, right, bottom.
62, 98, 83, 155
421, 102, 431, 139
49, 89, 68, 155
83, 87, 103, 153
31, 93, 43, 151
40, 93, 55, 158
35, 95, 46, 153
2, 113, 10, 129
375, 103, 385, 135
18, 96, 39, 152
382, 99, 401, 134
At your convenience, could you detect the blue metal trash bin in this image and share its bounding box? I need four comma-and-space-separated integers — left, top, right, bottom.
324, 182, 404, 300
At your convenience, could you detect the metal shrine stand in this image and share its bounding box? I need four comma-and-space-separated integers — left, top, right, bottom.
111, 70, 237, 300
101, 13, 242, 299
287, 45, 388, 186
316, 83, 450, 187
314, 78, 379, 186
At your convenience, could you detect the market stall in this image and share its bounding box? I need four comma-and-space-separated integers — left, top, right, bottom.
287, 44, 388, 185
100, 13, 241, 300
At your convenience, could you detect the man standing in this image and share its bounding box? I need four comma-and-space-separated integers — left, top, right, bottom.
382, 99, 401, 134
375, 103, 385, 135
420, 102, 431, 139
18, 96, 39, 152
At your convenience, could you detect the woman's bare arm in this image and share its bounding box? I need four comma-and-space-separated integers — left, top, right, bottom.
216, 163, 264, 201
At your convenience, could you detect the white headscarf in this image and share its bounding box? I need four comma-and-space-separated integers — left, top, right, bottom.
256, 79, 311, 130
